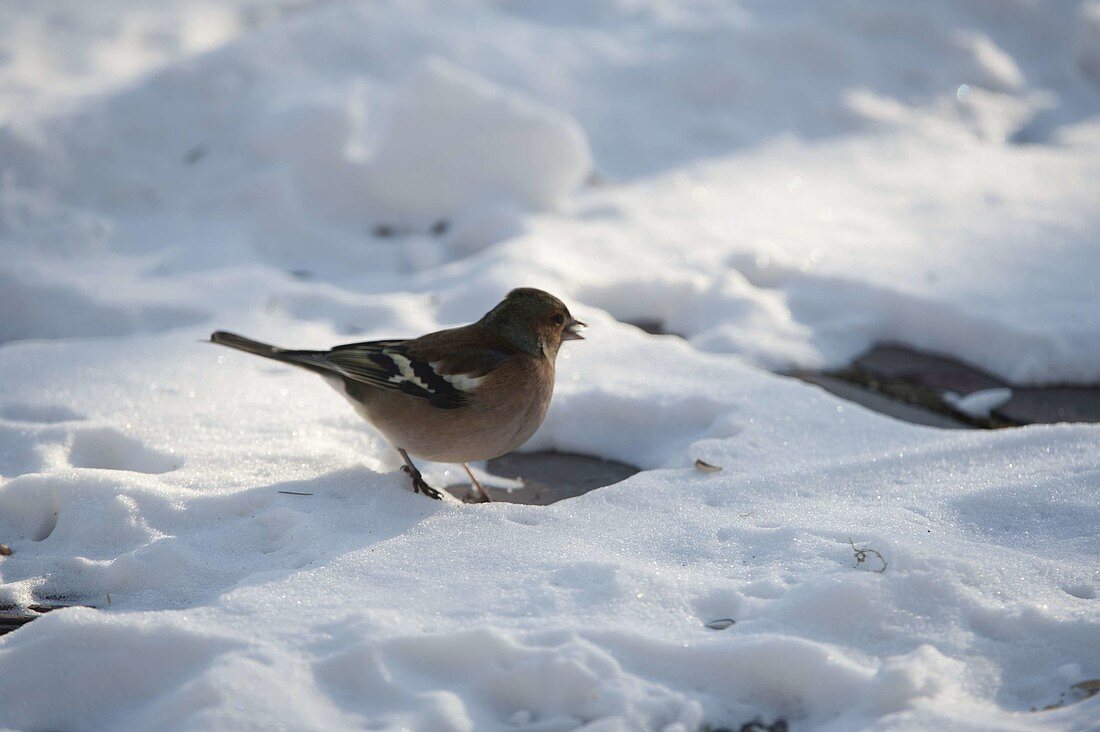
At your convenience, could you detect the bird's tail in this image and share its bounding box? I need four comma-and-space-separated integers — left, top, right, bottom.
210, 331, 333, 375
210, 331, 286, 358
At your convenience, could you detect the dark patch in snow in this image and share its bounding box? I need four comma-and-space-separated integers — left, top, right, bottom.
0, 604, 82, 637
793, 343, 1100, 428
444, 450, 640, 505
706, 719, 788, 732
623, 318, 682, 337
181, 144, 206, 165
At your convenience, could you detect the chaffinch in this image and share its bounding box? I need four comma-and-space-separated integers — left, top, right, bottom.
211, 288, 585, 502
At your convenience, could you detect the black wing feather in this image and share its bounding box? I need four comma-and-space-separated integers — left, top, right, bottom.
302, 340, 468, 409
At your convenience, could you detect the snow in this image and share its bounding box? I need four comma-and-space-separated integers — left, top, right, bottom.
945, 388, 1015, 420
1, 1, 1099, 730
359, 58, 592, 227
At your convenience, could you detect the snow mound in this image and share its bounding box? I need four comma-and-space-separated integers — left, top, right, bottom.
243, 58, 591, 234
361, 58, 592, 227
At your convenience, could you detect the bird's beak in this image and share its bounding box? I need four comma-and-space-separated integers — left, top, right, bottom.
563, 318, 586, 340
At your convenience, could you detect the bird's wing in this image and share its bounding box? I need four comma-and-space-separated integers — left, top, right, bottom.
318, 336, 508, 409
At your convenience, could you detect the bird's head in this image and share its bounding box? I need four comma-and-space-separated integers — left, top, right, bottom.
479, 288, 586, 359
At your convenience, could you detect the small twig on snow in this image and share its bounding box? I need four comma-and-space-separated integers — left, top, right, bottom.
849, 538, 887, 573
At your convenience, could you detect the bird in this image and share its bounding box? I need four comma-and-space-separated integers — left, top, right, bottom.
210, 288, 585, 502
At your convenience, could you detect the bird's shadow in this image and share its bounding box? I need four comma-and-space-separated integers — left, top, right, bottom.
196, 466, 449, 598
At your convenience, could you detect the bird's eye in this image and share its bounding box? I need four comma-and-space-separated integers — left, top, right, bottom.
552, 313, 565, 326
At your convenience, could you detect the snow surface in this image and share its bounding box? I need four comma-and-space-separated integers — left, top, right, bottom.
1, 1, 1099, 730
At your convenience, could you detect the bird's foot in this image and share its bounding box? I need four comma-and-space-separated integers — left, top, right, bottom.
401, 464, 443, 500
461, 463, 492, 504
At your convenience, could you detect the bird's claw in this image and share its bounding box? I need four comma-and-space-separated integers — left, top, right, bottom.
417, 481, 444, 500
401, 464, 443, 500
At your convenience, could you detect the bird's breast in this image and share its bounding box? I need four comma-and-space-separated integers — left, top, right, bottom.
340, 357, 555, 464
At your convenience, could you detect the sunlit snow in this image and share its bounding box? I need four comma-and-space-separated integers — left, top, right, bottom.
1, 1, 1099, 730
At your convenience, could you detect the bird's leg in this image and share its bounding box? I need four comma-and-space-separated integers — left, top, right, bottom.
462, 463, 492, 503
398, 448, 443, 500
